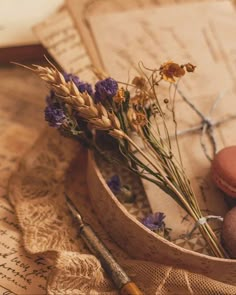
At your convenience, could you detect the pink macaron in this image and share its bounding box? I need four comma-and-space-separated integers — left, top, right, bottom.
211, 146, 236, 198
222, 206, 236, 258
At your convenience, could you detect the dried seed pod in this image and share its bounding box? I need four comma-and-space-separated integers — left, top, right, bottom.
185, 63, 196, 73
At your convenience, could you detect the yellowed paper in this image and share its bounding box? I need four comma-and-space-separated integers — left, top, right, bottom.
0, 191, 51, 294
66, 0, 201, 70
33, 8, 95, 82
88, 1, 236, 243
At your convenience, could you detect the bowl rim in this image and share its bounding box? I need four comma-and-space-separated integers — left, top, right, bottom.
88, 150, 235, 264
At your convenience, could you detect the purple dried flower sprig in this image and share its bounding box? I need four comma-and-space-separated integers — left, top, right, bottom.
107, 175, 121, 194
63, 73, 94, 96
46, 90, 56, 105
44, 104, 66, 128
107, 175, 136, 203
95, 77, 118, 103
142, 212, 166, 231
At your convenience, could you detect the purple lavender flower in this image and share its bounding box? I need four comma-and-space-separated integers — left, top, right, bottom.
63, 73, 80, 87
44, 104, 66, 128
77, 82, 93, 96
107, 175, 121, 194
142, 212, 166, 231
46, 90, 55, 105
63, 72, 93, 96
94, 78, 118, 102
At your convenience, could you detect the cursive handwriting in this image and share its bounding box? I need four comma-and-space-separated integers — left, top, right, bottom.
34, 9, 94, 82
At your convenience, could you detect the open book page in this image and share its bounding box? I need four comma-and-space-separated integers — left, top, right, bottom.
0, 68, 51, 294
88, 1, 236, 248
33, 8, 96, 82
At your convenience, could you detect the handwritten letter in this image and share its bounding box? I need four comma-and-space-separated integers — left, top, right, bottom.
34, 9, 94, 81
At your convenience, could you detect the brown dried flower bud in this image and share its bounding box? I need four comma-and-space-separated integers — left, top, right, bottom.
184, 63, 196, 72
132, 76, 146, 89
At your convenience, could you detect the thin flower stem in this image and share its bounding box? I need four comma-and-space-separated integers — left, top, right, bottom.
125, 135, 197, 215
124, 134, 227, 258
170, 82, 183, 168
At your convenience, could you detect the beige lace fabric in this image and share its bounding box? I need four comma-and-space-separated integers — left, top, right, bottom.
8, 128, 236, 294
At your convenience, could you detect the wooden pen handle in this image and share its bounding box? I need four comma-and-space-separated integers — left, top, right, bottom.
120, 282, 143, 295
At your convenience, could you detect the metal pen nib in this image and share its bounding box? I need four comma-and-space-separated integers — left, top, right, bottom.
65, 193, 84, 228
65, 193, 143, 295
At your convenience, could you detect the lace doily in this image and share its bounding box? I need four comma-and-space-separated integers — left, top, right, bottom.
8, 128, 236, 294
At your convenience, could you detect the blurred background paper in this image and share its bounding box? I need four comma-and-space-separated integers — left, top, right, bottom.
66, 0, 205, 70
0, 0, 63, 47
0, 0, 63, 62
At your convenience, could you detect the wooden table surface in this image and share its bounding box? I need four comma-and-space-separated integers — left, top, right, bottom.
0, 63, 48, 190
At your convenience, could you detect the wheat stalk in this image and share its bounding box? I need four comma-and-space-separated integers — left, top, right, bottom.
29, 65, 125, 139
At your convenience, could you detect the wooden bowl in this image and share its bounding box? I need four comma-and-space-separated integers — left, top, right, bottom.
87, 151, 236, 286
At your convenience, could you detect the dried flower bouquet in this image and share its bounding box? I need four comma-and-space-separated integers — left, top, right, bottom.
23, 60, 228, 258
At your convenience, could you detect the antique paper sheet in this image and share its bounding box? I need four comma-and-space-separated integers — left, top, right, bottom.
66, 0, 209, 70
88, 1, 236, 241
33, 8, 96, 82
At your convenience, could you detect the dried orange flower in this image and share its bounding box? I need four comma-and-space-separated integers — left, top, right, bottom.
132, 76, 146, 89
159, 61, 185, 83
113, 87, 126, 104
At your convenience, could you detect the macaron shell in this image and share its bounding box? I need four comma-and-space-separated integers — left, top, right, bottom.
222, 206, 236, 258
212, 146, 236, 198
